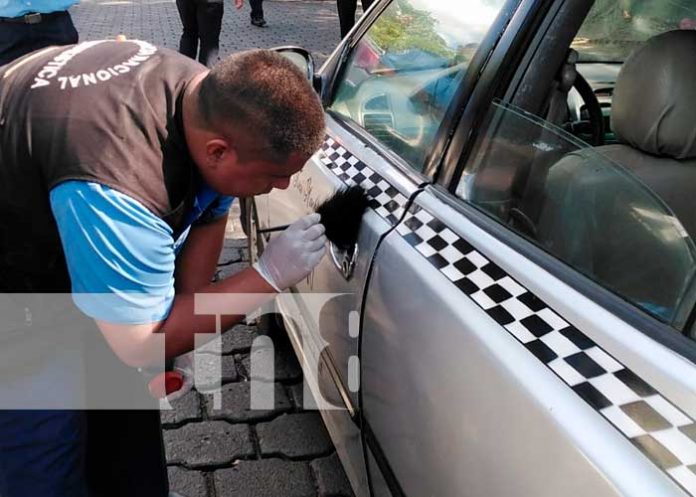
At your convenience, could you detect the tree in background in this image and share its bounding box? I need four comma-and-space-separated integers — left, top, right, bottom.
368, 0, 454, 61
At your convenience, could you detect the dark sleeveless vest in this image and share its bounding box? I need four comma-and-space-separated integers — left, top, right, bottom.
0, 41, 204, 292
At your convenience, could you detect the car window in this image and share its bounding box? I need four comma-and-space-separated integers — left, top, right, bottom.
572, 0, 696, 62
329, 0, 508, 172
456, 100, 696, 329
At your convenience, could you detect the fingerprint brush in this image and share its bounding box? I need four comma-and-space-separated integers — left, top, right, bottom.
257, 185, 369, 250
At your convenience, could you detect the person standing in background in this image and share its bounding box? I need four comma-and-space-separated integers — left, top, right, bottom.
176, 0, 243, 67
250, 0, 266, 27
337, 0, 373, 38
0, 0, 78, 67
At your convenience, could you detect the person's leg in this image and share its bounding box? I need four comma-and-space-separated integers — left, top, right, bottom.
360, 0, 374, 15
30, 11, 79, 48
176, 0, 199, 59
86, 410, 169, 497
0, 410, 88, 497
249, 0, 266, 26
81, 317, 169, 497
196, 0, 223, 67
337, 0, 358, 38
0, 13, 77, 67
0, 24, 29, 67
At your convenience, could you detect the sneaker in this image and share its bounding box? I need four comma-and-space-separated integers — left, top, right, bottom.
251, 16, 267, 27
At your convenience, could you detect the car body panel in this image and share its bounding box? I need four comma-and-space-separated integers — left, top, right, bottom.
365, 449, 393, 497
256, 113, 422, 496
257, 113, 419, 406
361, 185, 696, 496
268, 288, 370, 497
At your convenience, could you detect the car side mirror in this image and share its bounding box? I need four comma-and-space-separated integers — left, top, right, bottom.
272, 46, 322, 94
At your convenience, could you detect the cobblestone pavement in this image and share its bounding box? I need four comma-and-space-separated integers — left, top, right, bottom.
71, 3, 357, 494
161, 232, 355, 497
72, 0, 343, 64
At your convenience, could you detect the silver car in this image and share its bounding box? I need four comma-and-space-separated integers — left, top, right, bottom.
243, 0, 696, 495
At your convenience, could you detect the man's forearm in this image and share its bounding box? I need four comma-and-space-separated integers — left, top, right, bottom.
175, 215, 227, 293
164, 212, 273, 358
97, 212, 325, 368
159, 266, 277, 359
97, 266, 276, 368
97, 212, 276, 367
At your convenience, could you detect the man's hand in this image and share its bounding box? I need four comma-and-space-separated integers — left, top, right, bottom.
234, 0, 243, 9
253, 213, 326, 291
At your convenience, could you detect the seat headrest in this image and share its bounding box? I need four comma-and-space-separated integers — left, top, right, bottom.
612, 30, 696, 160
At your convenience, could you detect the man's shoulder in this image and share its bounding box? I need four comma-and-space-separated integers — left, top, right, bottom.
2, 39, 203, 94
50, 181, 172, 231
1, 41, 201, 222
155, 45, 205, 70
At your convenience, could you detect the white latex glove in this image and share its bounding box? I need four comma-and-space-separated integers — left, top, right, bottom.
253, 213, 327, 291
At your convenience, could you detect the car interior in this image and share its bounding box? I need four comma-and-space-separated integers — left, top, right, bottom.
326, 0, 696, 338
465, 0, 696, 336
537, 30, 696, 323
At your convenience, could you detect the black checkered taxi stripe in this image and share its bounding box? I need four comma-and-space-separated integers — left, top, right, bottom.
395, 202, 696, 494
319, 137, 409, 226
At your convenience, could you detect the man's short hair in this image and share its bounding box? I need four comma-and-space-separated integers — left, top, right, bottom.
198, 50, 325, 161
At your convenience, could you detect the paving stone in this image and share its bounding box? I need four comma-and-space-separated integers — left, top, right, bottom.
164, 421, 254, 468
289, 382, 305, 410
225, 230, 248, 249
288, 382, 319, 411
311, 453, 355, 497
168, 466, 208, 497
160, 390, 202, 426
193, 353, 238, 391
239, 340, 303, 382
214, 459, 316, 497
198, 323, 260, 355
218, 245, 245, 265
205, 381, 292, 422
216, 261, 249, 280
257, 413, 333, 459
222, 237, 249, 250
220, 223, 249, 258
225, 202, 247, 242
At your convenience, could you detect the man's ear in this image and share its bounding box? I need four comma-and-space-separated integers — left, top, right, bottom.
205, 138, 236, 168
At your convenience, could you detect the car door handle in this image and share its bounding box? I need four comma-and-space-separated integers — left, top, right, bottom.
329, 242, 359, 280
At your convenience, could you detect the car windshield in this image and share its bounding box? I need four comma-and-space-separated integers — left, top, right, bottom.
329, 0, 507, 170
572, 0, 696, 62
362, 0, 502, 73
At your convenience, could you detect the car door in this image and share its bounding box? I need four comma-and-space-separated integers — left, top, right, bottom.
255, 0, 519, 493
360, 1, 696, 496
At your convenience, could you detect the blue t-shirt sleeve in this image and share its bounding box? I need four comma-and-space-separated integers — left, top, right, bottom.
194, 194, 234, 226
49, 181, 176, 325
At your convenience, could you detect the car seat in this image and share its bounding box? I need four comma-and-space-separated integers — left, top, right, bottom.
536, 30, 696, 324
